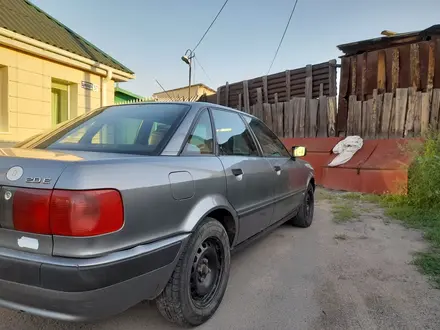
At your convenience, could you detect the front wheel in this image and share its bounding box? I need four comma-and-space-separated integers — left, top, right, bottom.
156, 218, 231, 327
291, 184, 314, 228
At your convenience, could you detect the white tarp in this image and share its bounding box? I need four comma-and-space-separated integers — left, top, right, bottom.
328, 136, 363, 167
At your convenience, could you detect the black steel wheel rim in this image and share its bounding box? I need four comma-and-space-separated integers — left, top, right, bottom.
190, 237, 225, 308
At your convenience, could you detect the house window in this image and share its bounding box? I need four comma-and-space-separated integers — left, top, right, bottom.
51, 80, 70, 126
0, 66, 8, 132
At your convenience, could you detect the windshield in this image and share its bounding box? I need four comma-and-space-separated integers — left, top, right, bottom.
17, 103, 190, 156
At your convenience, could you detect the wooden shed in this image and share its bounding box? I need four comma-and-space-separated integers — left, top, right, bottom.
336, 25, 440, 137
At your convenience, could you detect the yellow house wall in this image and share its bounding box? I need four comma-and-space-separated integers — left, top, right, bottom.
0, 46, 115, 142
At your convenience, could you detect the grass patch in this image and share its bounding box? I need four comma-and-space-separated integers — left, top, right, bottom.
315, 189, 337, 201
332, 203, 360, 223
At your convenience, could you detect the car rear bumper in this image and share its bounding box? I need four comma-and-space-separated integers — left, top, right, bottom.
0, 234, 189, 321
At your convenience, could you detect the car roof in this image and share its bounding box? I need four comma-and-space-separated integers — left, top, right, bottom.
110, 102, 258, 120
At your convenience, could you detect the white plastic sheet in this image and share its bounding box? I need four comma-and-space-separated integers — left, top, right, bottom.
328, 136, 363, 167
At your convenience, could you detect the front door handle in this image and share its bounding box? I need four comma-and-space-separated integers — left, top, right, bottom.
274, 166, 281, 172
232, 168, 243, 176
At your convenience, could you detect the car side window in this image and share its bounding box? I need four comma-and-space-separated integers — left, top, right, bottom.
244, 116, 290, 158
182, 110, 214, 155
211, 109, 259, 156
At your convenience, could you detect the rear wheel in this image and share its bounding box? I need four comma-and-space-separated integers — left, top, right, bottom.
156, 218, 231, 327
291, 184, 314, 228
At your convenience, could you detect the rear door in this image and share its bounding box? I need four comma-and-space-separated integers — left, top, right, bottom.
244, 116, 303, 225
210, 108, 275, 244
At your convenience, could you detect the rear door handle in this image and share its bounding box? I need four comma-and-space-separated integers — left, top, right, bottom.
274, 166, 281, 172
232, 168, 243, 176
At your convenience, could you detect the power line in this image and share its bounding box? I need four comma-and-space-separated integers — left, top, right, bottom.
266, 0, 299, 75
193, 0, 229, 52
195, 56, 214, 85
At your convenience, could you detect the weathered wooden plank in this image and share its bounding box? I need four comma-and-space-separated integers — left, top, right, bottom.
237, 93, 242, 111
405, 87, 417, 137
317, 96, 328, 137
327, 96, 337, 137
339, 57, 350, 98
224, 82, 229, 106
362, 99, 372, 138
375, 93, 384, 137
421, 92, 431, 136
329, 59, 337, 96
274, 93, 279, 104
434, 38, 440, 89
299, 98, 306, 137
392, 48, 400, 92
284, 100, 294, 138
410, 44, 420, 90
428, 41, 436, 92
380, 93, 394, 138
216, 87, 221, 105
320, 83, 324, 97
366, 51, 379, 95
286, 70, 291, 100
293, 98, 301, 137
276, 102, 284, 137
255, 89, 262, 119
430, 89, 440, 130
262, 76, 269, 103
243, 80, 250, 113
271, 103, 278, 135
263, 103, 272, 130
308, 99, 319, 137
419, 42, 430, 92
351, 56, 357, 95
305, 65, 313, 137
353, 100, 362, 136
414, 91, 422, 136
377, 51, 386, 93
347, 95, 356, 135
370, 89, 378, 138
393, 88, 408, 138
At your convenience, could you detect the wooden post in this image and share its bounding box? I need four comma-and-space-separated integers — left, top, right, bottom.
391, 48, 400, 93
237, 93, 242, 111
243, 80, 250, 113
377, 51, 386, 93
262, 76, 268, 103
337, 57, 350, 136
329, 59, 337, 96
410, 44, 420, 90
286, 70, 291, 101
224, 82, 229, 107
305, 65, 313, 137
216, 87, 221, 105
351, 56, 357, 95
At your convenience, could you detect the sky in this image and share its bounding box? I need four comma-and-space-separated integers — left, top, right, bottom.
31, 0, 440, 98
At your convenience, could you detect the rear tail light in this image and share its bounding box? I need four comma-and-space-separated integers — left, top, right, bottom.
11, 188, 123, 236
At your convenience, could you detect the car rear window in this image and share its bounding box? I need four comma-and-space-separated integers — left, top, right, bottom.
18, 104, 190, 155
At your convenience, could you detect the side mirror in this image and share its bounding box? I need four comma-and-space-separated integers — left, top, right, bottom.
292, 146, 307, 158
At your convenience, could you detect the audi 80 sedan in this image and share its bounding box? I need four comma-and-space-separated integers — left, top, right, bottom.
0, 102, 315, 327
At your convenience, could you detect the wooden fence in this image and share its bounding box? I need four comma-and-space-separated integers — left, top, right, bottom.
338, 37, 440, 134
346, 87, 440, 138
235, 86, 337, 138
205, 60, 337, 108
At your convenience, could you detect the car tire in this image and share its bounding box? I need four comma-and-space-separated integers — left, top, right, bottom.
156, 217, 231, 327
291, 184, 314, 228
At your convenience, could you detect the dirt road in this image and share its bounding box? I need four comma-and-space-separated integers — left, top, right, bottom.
1, 189, 439, 329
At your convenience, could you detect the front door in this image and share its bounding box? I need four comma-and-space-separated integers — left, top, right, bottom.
244, 116, 303, 225
211, 108, 275, 244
